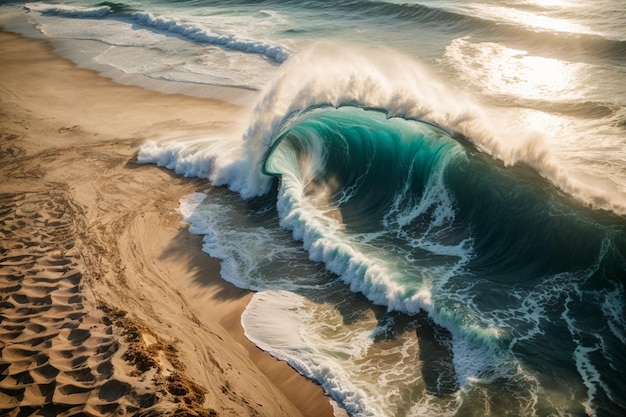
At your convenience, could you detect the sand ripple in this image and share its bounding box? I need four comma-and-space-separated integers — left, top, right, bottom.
0, 192, 183, 416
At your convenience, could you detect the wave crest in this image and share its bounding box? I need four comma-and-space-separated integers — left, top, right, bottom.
130, 11, 289, 63
25, 2, 112, 18
24, 2, 290, 63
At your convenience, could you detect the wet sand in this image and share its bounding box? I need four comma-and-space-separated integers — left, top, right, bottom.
0, 30, 334, 417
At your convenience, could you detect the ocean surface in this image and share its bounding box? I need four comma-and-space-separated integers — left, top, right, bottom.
2, 1, 625, 416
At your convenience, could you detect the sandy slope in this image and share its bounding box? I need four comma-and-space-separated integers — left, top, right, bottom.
0, 30, 334, 417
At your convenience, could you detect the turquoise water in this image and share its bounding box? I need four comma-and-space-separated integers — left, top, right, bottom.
2, 1, 625, 416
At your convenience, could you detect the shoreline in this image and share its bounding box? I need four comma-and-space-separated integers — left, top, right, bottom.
0, 29, 335, 416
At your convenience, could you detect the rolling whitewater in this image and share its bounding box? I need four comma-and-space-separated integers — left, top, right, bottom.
2, 1, 625, 416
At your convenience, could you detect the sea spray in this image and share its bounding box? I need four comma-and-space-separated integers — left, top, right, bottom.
137, 36, 624, 212
236, 42, 486, 197
226, 42, 622, 214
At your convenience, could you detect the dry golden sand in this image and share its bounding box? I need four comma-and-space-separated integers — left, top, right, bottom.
0, 30, 335, 417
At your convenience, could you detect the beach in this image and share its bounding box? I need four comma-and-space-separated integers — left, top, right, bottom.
2, 1, 626, 415
0, 29, 334, 417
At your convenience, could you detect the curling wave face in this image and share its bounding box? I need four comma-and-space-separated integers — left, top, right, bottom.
263, 105, 626, 382
138, 43, 626, 416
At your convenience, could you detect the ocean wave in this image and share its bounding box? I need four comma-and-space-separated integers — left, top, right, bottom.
129, 11, 289, 63
24, 2, 112, 18
142, 40, 626, 214
139, 44, 626, 411
241, 43, 626, 215
24, 2, 290, 63
262, 104, 626, 380
142, 102, 626, 387
144, 102, 626, 413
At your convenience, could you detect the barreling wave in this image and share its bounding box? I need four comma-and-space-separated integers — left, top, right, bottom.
263, 106, 626, 281
140, 42, 626, 414
141, 41, 626, 228
262, 103, 626, 379
259, 107, 626, 415
24, 1, 290, 63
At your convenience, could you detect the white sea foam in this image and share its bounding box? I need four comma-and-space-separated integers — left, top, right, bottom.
138, 136, 245, 187
275, 174, 432, 312
25, 2, 112, 18
176, 191, 278, 290
129, 11, 290, 63
24, 2, 289, 62
601, 285, 626, 345
242, 290, 422, 417
561, 287, 606, 417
